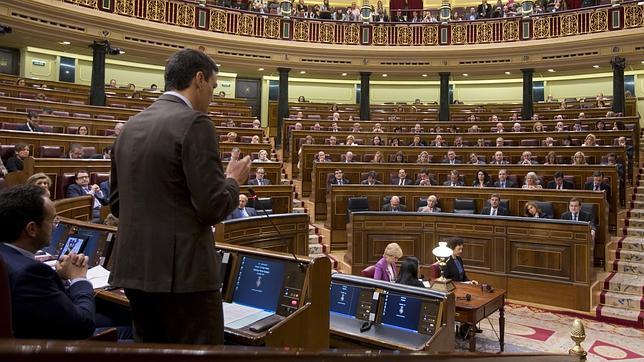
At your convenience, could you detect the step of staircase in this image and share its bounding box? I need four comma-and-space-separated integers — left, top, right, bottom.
618, 236, 644, 251
616, 249, 644, 263
611, 260, 643, 275
596, 305, 644, 327
622, 226, 644, 237
603, 272, 644, 296
624, 217, 644, 228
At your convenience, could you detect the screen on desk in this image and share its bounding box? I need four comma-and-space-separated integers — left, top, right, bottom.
45, 223, 69, 255
380, 293, 422, 333
58, 234, 89, 260
329, 283, 365, 317
75, 227, 107, 266
232, 255, 286, 313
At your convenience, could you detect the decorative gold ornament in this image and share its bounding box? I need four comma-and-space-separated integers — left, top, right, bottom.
177, 4, 195, 27
534, 17, 551, 38
146, 0, 166, 22
344, 24, 360, 45
294, 21, 309, 41
502, 21, 519, 41
115, 0, 135, 16
624, 4, 643, 28
372, 25, 388, 45
264, 17, 280, 39
589, 9, 608, 32
451, 25, 466, 44
396, 25, 412, 45
210, 9, 228, 32
421, 25, 438, 45
477, 22, 493, 43
569, 319, 587, 360
560, 14, 578, 36
319, 23, 335, 43
237, 15, 255, 36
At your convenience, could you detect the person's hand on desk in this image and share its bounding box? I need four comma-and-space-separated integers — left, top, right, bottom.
56, 253, 89, 280
226, 155, 252, 184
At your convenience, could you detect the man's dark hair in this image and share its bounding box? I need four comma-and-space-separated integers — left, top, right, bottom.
27, 111, 39, 120
0, 185, 47, 243
569, 197, 581, 205
14, 143, 27, 152
592, 171, 604, 178
446, 237, 464, 250
165, 49, 219, 91
367, 171, 376, 178
419, 167, 429, 174
553, 171, 564, 179
74, 169, 89, 179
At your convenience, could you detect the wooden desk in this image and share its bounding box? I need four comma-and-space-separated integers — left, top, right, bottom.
454, 283, 506, 353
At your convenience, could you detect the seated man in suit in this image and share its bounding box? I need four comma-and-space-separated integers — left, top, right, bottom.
546, 171, 575, 190
223, 147, 241, 162
444, 237, 478, 284
517, 151, 539, 165
382, 196, 407, 212
343, 151, 355, 163
585, 171, 611, 200
415, 167, 436, 186
66, 170, 107, 221
248, 167, 271, 186
0, 185, 96, 339
493, 169, 516, 188
442, 149, 461, 164
490, 150, 508, 165
67, 144, 85, 160
226, 194, 258, 220
561, 197, 596, 237
392, 169, 412, 186
480, 193, 509, 216
329, 168, 350, 185
361, 171, 382, 185
443, 169, 464, 187
419, 194, 441, 213
5, 143, 29, 173
17, 111, 44, 132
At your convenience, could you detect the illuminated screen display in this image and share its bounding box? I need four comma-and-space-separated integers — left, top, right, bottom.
232, 256, 286, 312
380, 293, 422, 332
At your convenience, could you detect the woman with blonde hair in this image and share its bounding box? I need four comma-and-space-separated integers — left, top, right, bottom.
582, 133, 597, 147
522, 172, 542, 189
416, 151, 430, 164
544, 151, 558, 165
371, 150, 384, 163
26, 172, 52, 198
532, 122, 545, 132
374, 242, 403, 282
572, 151, 588, 165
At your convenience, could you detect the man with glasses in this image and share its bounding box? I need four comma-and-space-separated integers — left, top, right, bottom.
66, 170, 107, 221
0, 185, 95, 339
249, 167, 271, 186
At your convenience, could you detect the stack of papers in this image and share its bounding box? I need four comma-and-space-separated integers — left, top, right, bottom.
87, 265, 111, 289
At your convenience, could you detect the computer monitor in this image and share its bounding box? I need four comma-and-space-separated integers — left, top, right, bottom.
329, 283, 374, 320
232, 255, 286, 313
45, 223, 69, 255
58, 234, 89, 260
75, 227, 109, 266
379, 293, 423, 333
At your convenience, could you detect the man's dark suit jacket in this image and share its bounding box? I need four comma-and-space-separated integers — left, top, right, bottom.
5, 156, 23, 172
226, 207, 258, 220
391, 178, 412, 185
477, 3, 491, 18
546, 180, 575, 190
99, 181, 110, 203
109, 93, 239, 293
441, 159, 462, 164
584, 181, 611, 199
561, 210, 595, 230
444, 256, 470, 282
382, 204, 407, 212
66, 183, 108, 205
361, 179, 382, 185
443, 180, 465, 186
493, 179, 517, 188
329, 177, 350, 185
0, 243, 95, 339
480, 206, 509, 216
16, 124, 44, 132
248, 178, 271, 186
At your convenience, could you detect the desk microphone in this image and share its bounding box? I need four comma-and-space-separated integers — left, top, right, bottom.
247, 188, 307, 272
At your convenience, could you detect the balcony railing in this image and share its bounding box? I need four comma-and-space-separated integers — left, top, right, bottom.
64, 0, 644, 46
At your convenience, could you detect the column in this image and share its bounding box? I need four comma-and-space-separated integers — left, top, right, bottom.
611, 57, 626, 115
89, 41, 107, 106
359, 72, 371, 121
438, 72, 450, 122
276, 67, 290, 149
521, 68, 534, 121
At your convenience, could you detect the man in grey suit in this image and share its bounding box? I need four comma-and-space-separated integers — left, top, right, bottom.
248, 167, 271, 186
108, 49, 251, 345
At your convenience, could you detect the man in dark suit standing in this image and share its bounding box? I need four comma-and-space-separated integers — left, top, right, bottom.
546, 171, 575, 190
16, 111, 44, 132
585, 171, 611, 200
0, 185, 95, 339
109, 49, 251, 345
248, 167, 271, 186
493, 169, 516, 188
329, 169, 350, 185
382, 196, 407, 212
480, 193, 509, 216
226, 194, 258, 220
477, 0, 491, 18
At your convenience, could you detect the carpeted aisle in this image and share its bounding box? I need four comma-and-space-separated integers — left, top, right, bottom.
459, 303, 644, 361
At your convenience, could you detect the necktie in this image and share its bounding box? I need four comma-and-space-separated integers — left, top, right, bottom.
241, 208, 248, 218
501, 181, 505, 188
573, 214, 578, 221
451, 183, 455, 187
491, 209, 496, 216
399, 180, 403, 186
594, 185, 599, 191
558, 185, 562, 190
339, 179, 343, 185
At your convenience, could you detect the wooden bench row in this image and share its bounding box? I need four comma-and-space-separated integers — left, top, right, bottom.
332, 186, 608, 265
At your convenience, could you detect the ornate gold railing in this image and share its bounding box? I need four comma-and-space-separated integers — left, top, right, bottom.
64, 0, 644, 46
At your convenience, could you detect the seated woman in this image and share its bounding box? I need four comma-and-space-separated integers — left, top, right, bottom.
522, 171, 543, 189
372, 135, 383, 146
393, 151, 405, 163
544, 151, 558, 165
472, 169, 491, 188
524, 201, 546, 218
396, 256, 425, 288
582, 133, 597, 147
371, 150, 384, 163
26, 172, 52, 198
444, 238, 478, 285
572, 151, 588, 165
416, 151, 430, 164
532, 121, 545, 132
374, 243, 403, 282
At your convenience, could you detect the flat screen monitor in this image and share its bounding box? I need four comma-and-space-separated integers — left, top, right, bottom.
74, 227, 108, 266
232, 255, 286, 313
45, 223, 69, 255
380, 293, 422, 333
329, 283, 364, 317
58, 234, 89, 260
